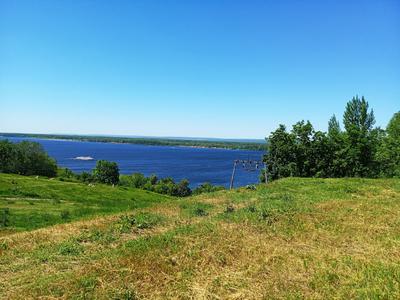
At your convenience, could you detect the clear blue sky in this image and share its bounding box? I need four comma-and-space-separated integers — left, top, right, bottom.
1, 0, 399, 139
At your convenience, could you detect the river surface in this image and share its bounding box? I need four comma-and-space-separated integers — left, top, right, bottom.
1, 136, 265, 188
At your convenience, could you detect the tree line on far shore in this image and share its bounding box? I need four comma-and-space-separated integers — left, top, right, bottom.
263, 96, 400, 181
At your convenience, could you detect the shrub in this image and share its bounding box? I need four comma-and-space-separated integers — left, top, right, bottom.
193, 182, 225, 195
58, 240, 84, 255
57, 167, 75, 180
130, 173, 148, 188
175, 179, 192, 197
93, 160, 119, 185
117, 213, 163, 233
77, 171, 94, 183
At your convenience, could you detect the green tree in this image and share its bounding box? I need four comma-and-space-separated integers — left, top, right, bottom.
0, 140, 57, 177
0, 140, 16, 173
262, 97, 387, 180
342, 96, 377, 176
263, 125, 298, 180
292, 120, 315, 177
93, 160, 119, 185
376, 111, 400, 177
328, 115, 341, 138
326, 115, 347, 177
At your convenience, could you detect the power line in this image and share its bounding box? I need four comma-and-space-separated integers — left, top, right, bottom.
229, 159, 267, 190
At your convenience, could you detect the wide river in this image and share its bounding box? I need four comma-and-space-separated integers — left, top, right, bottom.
2, 136, 265, 188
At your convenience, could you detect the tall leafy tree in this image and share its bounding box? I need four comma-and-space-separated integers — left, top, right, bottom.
264, 125, 298, 180
0, 140, 57, 177
292, 121, 315, 177
262, 96, 390, 181
376, 112, 400, 177
326, 115, 347, 177
342, 96, 377, 176
328, 115, 341, 138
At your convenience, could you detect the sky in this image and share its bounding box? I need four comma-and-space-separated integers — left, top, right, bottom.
0, 0, 399, 139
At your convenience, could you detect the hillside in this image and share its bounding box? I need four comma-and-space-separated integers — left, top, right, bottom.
1, 174, 400, 299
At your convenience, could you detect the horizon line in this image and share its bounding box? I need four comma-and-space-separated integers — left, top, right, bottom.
0, 132, 267, 143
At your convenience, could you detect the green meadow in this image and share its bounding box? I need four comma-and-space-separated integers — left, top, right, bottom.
1, 173, 400, 299
0, 173, 170, 233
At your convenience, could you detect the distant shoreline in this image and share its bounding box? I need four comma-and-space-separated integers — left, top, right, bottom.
0, 133, 267, 151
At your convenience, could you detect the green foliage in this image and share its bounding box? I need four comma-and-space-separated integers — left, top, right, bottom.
131, 173, 149, 188
264, 122, 332, 179
77, 171, 94, 183
119, 173, 192, 197
180, 202, 212, 217
116, 212, 164, 233
192, 182, 225, 195
328, 114, 341, 137
263, 96, 396, 180
57, 168, 76, 181
0, 173, 169, 232
376, 111, 400, 177
175, 179, 192, 197
0, 140, 57, 177
93, 160, 119, 185
342, 96, 379, 177
58, 240, 84, 255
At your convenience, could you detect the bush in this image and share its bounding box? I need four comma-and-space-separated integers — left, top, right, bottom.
93, 160, 119, 185
117, 213, 163, 233
119, 172, 194, 197
175, 179, 192, 197
131, 173, 148, 188
193, 182, 225, 195
77, 171, 94, 183
57, 168, 75, 180
58, 240, 84, 255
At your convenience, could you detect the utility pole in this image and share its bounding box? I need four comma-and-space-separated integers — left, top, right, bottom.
229, 159, 265, 190
230, 160, 238, 190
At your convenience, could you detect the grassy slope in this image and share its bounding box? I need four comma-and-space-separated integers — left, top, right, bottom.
0, 173, 171, 233
1, 174, 400, 299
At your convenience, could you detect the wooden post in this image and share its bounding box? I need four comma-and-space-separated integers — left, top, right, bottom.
230, 160, 238, 190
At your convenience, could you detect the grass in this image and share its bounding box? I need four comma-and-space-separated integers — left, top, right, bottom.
0, 174, 400, 299
0, 173, 171, 233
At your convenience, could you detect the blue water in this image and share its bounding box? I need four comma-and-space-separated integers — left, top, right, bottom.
1, 136, 264, 188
